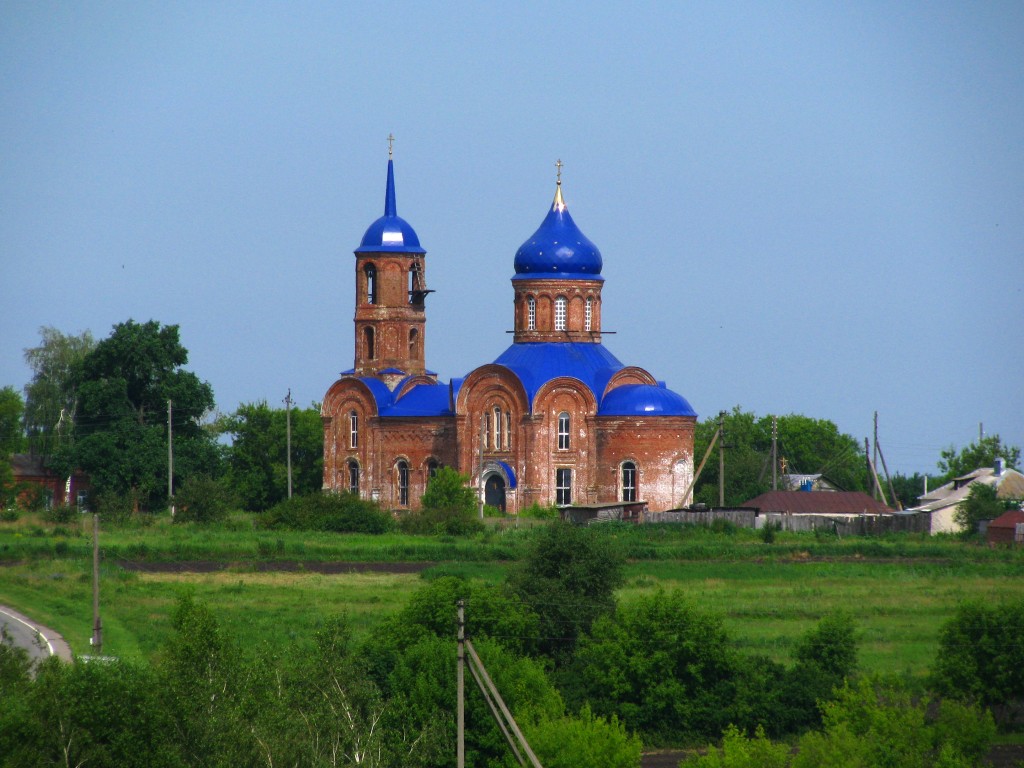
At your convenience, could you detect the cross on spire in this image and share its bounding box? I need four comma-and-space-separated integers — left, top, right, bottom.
387, 133, 395, 158
555, 158, 563, 185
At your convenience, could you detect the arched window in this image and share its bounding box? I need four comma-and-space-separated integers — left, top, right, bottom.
349, 410, 359, 449
427, 459, 439, 480
396, 460, 410, 506
348, 459, 360, 495
621, 461, 637, 502
557, 411, 570, 450
585, 297, 593, 331
527, 296, 536, 330
409, 328, 419, 359
364, 264, 377, 305
364, 327, 375, 360
493, 406, 503, 450
556, 468, 572, 505
505, 411, 512, 449
554, 296, 567, 331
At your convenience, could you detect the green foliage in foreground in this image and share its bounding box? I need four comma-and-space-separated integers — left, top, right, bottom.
259, 491, 394, 533
683, 678, 995, 768
399, 467, 484, 536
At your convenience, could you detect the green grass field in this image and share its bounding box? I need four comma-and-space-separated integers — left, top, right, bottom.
2, 512, 1023, 678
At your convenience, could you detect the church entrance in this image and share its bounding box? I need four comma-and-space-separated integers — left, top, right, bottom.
484, 474, 506, 513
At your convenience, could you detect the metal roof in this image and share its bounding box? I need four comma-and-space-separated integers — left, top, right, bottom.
742, 490, 893, 515
512, 184, 603, 282
355, 159, 425, 254
490, 342, 623, 405
600, 383, 697, 417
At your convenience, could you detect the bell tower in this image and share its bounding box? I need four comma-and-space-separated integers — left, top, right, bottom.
352, 137, 431, 378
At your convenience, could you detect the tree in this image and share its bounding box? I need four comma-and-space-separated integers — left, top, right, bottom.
938, 435, 1021, 481
401, 466, 482, 535
59, 320, 219, 512
565, 590, 740, 743
506, 522, 624, 661
0, 386, 25, 505
218, 400, 323, 511
954, 483, 1006, 537
693, 408, 866, 507
525, 705, 643, 768
21, 327, 95, 458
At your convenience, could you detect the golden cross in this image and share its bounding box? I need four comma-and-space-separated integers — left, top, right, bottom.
555, 158, 563, 184
387, 133, 395, 157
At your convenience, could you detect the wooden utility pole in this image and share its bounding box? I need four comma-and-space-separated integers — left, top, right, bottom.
718, 411, 726, 507
457, 600, 465, 768
865, 437, 887, 506
167, 399, 173, 516
284, 389, 294, 499
771, 416, 778, 491
91, 511, 102, 654
679, 425, 721, 507
478, 414, 486, 518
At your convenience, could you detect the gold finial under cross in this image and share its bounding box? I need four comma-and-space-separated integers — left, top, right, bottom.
555, 158, 563, 185
387, 133, 395, 158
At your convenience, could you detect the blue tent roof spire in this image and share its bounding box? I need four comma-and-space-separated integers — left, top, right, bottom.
356, 137, 425, 254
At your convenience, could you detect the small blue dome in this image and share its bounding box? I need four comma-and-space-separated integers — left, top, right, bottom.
513, 184, 603, 281
600, 384, 697, 417
356, 159, 425, 254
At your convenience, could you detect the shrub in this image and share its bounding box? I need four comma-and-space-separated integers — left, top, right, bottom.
397, 467, 484, 536
44, 504, 77, 524
760, 520, 781, 544
521, 502, 559, 519
260, 492, 393, 533
173, 475, 233, 524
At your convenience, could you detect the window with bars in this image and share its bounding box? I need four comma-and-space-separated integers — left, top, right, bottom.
349, 411, 359, 448
621, 461, 637, 502
585, 297, 593, 331
556, 468, 572, 506
493, 407, 502, 450
397, 460, 410, 506
527, 296, 536, 330
557, 412, 570, 450
348, 460, 360, 495
554, 297, 567, 331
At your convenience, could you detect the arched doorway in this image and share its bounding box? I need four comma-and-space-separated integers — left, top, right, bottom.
484, 473, 506, 513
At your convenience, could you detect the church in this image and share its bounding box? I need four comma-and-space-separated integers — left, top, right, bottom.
321, 148, 698, 513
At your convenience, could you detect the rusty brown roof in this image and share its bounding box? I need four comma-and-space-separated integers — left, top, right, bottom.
742, 490, 893, 515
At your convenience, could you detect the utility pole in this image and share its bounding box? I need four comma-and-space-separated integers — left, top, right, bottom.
771, 416, 778, 491
91, 511, 102, 654
457, 599, 465, 768
284, 389, 294, 499
873, 411, 880, 493
718, 411, 726, 507
167, 399, 173, 516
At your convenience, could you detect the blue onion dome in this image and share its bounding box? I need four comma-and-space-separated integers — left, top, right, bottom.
513, 177, 603, 281
600, 384, 697, 417
356, 158, 425, 254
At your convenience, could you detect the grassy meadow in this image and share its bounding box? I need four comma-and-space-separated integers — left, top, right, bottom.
2, 511, 1024, 679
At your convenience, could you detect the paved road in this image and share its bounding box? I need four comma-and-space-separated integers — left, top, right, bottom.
0, 606, 73, 663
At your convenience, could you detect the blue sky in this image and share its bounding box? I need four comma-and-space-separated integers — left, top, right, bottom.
2, 2, 1021, 476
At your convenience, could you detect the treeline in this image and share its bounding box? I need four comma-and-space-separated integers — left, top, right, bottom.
1, 523, 1016, 767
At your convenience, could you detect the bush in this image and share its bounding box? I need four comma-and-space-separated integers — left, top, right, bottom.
260, 492, 393, 533
44, 504, 77, 524
396, 467, 484, 536
173, 475, 233, 524
521, 502, 559, 519
759, 521, 781, 543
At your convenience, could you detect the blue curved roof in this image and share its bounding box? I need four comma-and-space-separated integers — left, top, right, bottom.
382, 382, 452, 417
513, 187, 603, 281
490, 342, 624, 405
356, 159, 425, 254
599, 384, 697, 417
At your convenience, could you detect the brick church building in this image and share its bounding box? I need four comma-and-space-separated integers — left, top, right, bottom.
322, 151, 697, 513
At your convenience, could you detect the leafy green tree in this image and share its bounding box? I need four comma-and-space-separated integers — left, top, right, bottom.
58, 320, 219, 512
525, 705, 643, 768
172, 474, 234, 524
218, 400, 323, 511
260, 491, 392, 533
932, 600, 1024, 707
954, 483, 1006, 537
506, 522, 624, 662
693, 408, 866, 507
681, 725, 789, 768
0, 386, 25, 505
566, 590, 739, 744
401, 466, 483, 535
22, 326, 95, 458
938, 434, 1020, 480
